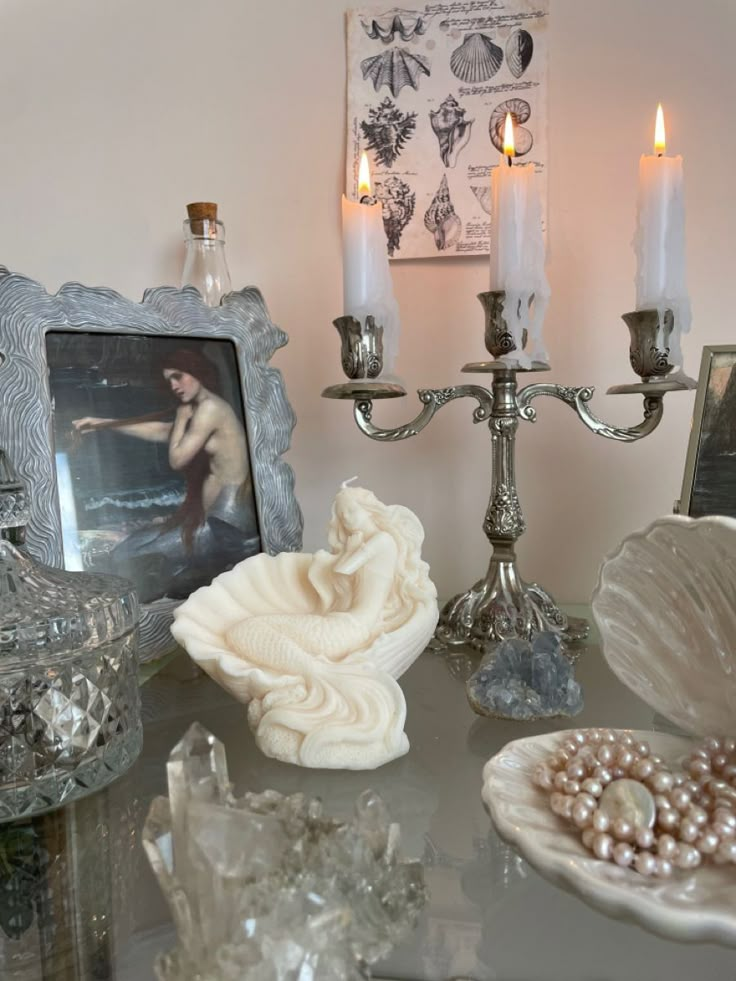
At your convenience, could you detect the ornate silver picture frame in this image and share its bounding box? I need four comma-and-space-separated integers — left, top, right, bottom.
0, 268, 302, 661
680, 344, 736, 518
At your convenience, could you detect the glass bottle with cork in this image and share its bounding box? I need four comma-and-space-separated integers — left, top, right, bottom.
181, 202, 232, 306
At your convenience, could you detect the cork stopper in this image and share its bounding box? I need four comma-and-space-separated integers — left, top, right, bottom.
186, 202, 218, 236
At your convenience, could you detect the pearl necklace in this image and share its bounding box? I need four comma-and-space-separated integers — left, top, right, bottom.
533, 730, 736, 877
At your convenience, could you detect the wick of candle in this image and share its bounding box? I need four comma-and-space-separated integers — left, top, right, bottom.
359, 194, 377, 205
506, 156, 512, 168
657, 152, 663, 158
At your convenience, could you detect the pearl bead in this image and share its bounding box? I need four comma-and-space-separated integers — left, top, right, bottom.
657, 808, 679, 831
714, 840, 736, 865
675, 844, 702, 870
616, 748, 635, 769
713, 754, 728, 772
593, 766, 613, 785
554, 772, 569, 791
613, 842, 634, 867
657, 834, 678, 860
582, 778, 603, 798
635, 851, 657, 876
604, 731, 617, 744
582, 827, 596, 849
588, 730, 603, 744
722, 764, 736, 782
572, 801, 593, 828
566, 761, 586, 781
612, 817, 634, 842
599, 778, 656, 831
679, 819, 699, 843
696, 831, 720, 854
686, 805, 708, 828
689, 758, 711, 778
611, 767, 625, 780
670, 787, 691, 812
653, 857, 673, 878
592, 810, 610, 833
632, 759, 654, 780
724, 738, 736, 754
593, 833, 614, 860
651, 771, 675, 793
597, 745, 614, 766
713, 822, 735, 840
649, 755, 664, 767
635, 827, 655, 849
563, 739, 580, 757
714, 808, 736, 829
704, 737, 723, 754
634, 741, 650, 757
534, 764, 554, 789
575, 792, 596, 810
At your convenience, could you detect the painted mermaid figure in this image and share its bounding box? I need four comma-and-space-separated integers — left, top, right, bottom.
172, 485, 439, 769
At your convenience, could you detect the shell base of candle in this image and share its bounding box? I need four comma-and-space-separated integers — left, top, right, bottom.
322, 313, 407, 400
622, 308, 677, 381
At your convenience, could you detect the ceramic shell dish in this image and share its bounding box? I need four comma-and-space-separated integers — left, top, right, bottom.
171, 486, 438, 770
482, 516, 736, 945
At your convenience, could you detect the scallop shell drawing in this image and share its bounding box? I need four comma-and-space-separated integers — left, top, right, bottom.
450, 33, 503, 84
506, 28, 533, 78
471, 185, 491, 215
489, 98, 533, 156
429, 94, 473, 168
361, 8, 429, 42
424, 175, 461, 251
376, 175, 415, 256
361, 48, 431, 98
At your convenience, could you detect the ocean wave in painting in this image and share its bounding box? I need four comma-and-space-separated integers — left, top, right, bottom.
83, 486, 185, 513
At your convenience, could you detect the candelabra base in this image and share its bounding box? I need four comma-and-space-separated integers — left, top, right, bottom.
432, 557, 589, 653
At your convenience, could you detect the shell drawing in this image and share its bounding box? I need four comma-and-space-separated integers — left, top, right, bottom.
361, 8, 429, 42
489, 98, 533, 156
506, 28, 533, 78
592, 515, 736, 738
171, 485, 439, 770
361, 98, 417, 168
376, 175, 415, 256
361, 48, 431, 98
471, 184, 491, 215
450, 33, 503, 84
429, 94, 474, 168
424, 174, 462, 251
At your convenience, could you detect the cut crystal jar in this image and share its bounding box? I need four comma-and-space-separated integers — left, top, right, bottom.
0, 452, 142, 821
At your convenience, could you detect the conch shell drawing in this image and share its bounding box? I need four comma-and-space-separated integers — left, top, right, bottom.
490, 98, 533, 156
361, 98, 417, 168
361, 8, 430, 42
450, 33, 503, 84
506, 28, 533, 78
171, 485, 439, 770
424, 174, 462, 251
376, 175, 415, 256
471, 184, 491, 215
361, 47, 431, 98
430, 94, 474, 168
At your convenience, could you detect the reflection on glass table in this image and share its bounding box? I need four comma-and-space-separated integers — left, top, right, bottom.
1, 614, 734, 981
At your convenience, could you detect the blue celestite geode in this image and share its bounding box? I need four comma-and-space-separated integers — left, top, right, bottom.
466, 632, 583, 720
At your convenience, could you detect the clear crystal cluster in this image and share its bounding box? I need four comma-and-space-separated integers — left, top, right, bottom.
466, 631, 583, 720
143, 723, 427, 981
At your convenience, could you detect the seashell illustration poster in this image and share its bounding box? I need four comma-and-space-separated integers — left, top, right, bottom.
346, 1, 548, 260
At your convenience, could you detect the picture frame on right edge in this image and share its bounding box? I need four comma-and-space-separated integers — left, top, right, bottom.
680, 345, 736, 518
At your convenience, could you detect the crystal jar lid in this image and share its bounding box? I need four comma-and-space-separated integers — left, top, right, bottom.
0, 452, 138, 666
0, 541, 139, 666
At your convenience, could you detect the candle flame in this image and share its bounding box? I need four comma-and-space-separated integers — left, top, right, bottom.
358, 152, 372, 198
654, 103, 666, 155
503, 113, 516, 158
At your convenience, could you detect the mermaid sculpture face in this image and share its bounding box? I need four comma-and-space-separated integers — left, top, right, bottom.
171, 485, 439, 770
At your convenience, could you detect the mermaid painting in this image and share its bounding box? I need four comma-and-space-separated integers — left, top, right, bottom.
71, 346, 260, 602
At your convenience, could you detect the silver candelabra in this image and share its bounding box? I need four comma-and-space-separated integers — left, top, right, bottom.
323, 293, 694, 651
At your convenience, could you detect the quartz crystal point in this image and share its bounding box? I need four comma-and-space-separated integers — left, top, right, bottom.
466, 632, 584, 720
143, 723, 427, 980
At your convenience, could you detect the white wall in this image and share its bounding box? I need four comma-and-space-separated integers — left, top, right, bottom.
1, 0, 734, 602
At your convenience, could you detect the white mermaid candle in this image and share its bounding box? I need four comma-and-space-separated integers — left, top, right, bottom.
171, 484, 439, 770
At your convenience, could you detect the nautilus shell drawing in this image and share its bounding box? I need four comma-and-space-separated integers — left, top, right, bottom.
361, 48, 431, 98
429, 94, 473, 168
471, 185, 491, 215
506, 28, 533, 78
376, 175, 415, 256
450, 33, 503, 84
489, 98, 533, 156
361, 8, 430, 42
361, 98, 417, 168
424, 175, 461, 251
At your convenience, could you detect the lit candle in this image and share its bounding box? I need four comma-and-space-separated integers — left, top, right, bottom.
341, 153, 400, 375
634, 104, 690, 366
489, 114, 549, 367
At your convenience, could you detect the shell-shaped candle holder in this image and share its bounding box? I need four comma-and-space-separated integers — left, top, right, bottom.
171, 486, 439, 770
622, 308, 675, 381
592, 515, 736, 736
334, 314, 384, 380
478, 290, 528, 359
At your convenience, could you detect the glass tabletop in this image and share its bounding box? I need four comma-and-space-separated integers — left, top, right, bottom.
1, 613, 732, 981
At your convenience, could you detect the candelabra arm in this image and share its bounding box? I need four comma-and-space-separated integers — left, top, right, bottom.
516, 383, 665, 443
353, 385, 493, 442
